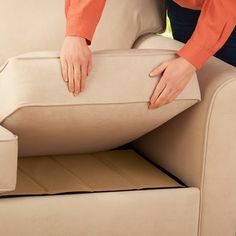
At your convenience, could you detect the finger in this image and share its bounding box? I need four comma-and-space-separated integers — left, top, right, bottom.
60, 57, 68, 82
165, 88, 182, 103
80, 63, 88, 92
149, 62, 168, 77
87, 57, 93, 76
73, 63, 81, 95
149, 86, 170, 109
152, 86, 173, 108
150, 79, 167, 104
67, 61, 74, 93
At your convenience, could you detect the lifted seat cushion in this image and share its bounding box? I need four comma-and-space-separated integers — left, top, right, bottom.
0, 49, 201, 157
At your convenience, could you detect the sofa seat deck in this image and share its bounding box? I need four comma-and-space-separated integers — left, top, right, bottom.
0, 148, 186, 198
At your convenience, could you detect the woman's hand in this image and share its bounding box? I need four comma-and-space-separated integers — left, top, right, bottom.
60, 36, 92, 96
148, 56, 196, 109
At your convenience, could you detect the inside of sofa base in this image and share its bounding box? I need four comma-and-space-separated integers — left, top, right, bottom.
0, 144, 187, 198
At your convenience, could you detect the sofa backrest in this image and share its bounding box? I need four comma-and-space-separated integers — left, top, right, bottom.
0, 0, 166, 67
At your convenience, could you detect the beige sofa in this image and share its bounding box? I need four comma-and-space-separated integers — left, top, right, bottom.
0, 1, 236, 236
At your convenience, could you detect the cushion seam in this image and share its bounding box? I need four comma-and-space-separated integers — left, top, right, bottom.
0, 100, 199, 124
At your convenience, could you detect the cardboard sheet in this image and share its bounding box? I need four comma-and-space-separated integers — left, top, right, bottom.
0, 149, 185, 197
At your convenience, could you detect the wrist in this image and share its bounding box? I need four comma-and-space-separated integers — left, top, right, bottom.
178, 56, 197, 72
65, 35, 85, 41
65, 35, 88, 46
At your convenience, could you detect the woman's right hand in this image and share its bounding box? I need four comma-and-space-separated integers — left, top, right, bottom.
60, 36, 92, 96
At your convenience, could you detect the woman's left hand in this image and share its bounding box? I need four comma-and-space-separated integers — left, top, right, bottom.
148, 56, 197, 109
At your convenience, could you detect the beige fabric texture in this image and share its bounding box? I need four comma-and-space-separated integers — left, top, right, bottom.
0, 0, 165, 67
0, 49, 201, 157
0, 149, 184, 197
133, 33, 184, 50
0, 125, 18, 192
131, 35, 236, 236
0, 188, 199, 236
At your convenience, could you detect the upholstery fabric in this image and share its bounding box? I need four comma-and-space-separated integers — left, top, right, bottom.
0, 49, 200, 157
0, 188, 199, 236
132, 33, 184, 50
0, 0, 166, 67
131, 34, 236, 236
0, 125, 18, 193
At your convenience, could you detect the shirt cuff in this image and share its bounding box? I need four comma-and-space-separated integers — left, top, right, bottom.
65, 18, 93, 45
176, 38, 214, 69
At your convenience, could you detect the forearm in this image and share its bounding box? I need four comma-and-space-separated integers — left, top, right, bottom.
64, 0, 106, 45
177, 0, 236, 69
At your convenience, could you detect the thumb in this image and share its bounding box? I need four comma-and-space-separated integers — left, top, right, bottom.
149, 62, 168, 78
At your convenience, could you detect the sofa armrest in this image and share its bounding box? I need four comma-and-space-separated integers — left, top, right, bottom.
0, 125, 18, 193
130, 56, 236, 236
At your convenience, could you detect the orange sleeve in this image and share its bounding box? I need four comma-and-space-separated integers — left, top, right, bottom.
64, 0, 106, 45
177, 0, 236, 69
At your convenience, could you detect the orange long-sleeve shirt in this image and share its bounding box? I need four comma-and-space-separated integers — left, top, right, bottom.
65, 0, 106, 45
65, 0, 236, 69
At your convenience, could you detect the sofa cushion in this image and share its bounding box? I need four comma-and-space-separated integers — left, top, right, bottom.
0, 188, 200, 236
133, 34, 184, 51
0, 48, 201, 157
0, 125, 18, 193
0, 0, 166, 67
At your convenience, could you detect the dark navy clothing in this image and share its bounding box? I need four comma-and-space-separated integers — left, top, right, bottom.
166, 0, 236, 67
